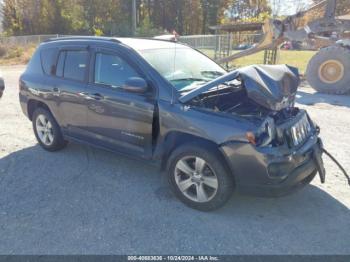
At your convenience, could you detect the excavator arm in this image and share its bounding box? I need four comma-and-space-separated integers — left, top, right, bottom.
216, 0, 350, 65
217, 19, 284, 64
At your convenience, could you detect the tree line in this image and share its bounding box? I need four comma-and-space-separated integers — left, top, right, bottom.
2, 0, 272, 36
2, 0, 349, 37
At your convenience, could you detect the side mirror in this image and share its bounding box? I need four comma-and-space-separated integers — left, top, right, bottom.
122, 77, 148, 94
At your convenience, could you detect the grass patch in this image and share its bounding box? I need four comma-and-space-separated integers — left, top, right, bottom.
200, 49, 317, 75
0, 44, 37, 65
277, 50, 316, 75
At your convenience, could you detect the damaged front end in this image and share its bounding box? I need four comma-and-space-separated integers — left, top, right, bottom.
179, 64, 325, 194
179, 64, 309, 148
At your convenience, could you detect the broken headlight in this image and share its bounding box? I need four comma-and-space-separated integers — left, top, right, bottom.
290, 113, 311, 146
246, 117, 276, 147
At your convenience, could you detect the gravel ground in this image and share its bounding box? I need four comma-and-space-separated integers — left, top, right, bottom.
0, 65, 349, 255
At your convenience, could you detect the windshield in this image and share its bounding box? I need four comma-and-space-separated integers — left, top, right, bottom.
138, 47, 226, 92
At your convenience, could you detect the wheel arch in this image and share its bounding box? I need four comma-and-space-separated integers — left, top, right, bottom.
160, 131, 234, 180
27, 99, 52, 121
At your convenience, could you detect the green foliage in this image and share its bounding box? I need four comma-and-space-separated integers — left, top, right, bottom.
201, 0, 231, 33
234, 11, 271, 23
225, 0, 271, 22
7, 46, 24, 59
2, 0, 23, 35
136, 15, 164, 37
93, 28, 104, 36
1, 0, 273, 37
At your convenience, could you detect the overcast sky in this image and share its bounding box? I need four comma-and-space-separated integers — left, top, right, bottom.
269, 0, 315, 16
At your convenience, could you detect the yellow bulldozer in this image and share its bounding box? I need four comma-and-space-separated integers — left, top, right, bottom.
214, 0, 350, 94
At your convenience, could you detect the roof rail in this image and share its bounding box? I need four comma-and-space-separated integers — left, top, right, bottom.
134, 36, 190, 46
44, 36, 120, 43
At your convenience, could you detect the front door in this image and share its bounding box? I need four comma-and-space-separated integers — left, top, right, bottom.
85, 48, 155, 158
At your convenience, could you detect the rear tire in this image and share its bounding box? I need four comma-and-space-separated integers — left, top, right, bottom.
306, 45, 350, 94
167, 143, 234, 211
32, 107, 67, 151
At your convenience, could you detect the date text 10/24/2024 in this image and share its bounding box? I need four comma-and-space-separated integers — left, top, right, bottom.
128, 256, 219, 261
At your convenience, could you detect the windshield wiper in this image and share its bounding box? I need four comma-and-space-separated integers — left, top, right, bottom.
170, 78, 208, 82
200, 71, 225, 78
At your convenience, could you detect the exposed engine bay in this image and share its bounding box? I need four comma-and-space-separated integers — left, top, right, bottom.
190, 80, 269, 118
179, 64, 300, 112
189, 80, 300, 124
181, 64, 306, 147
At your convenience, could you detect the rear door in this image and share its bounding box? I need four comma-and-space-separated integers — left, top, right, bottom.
85, 47, 156, 158
53, 46, 90, 138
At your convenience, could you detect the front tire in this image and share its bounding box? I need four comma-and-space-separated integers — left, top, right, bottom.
167, 143, 234, 211
306, 45, 350, 94
32, 107, 67, 151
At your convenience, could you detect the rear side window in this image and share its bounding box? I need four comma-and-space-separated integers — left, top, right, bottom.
26, 48, 42, 75
56, 50, 89, 81
40, 47, 58, 75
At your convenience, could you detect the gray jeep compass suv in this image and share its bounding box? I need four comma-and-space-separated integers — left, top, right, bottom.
19, 37, 325, 210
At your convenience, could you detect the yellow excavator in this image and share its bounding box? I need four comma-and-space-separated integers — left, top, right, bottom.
215, 0, 350, 94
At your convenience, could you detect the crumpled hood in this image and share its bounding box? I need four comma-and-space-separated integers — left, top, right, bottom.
179, 64, 300, 111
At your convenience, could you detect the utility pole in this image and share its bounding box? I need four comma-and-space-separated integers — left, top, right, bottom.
132, 0, 137, 36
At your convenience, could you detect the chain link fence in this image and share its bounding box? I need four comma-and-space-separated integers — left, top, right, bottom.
0, 33, 265, 66
0, 33, 261, 48
179, 34, 262, 47
0, 35, 62, 46
179, 33, 262, 60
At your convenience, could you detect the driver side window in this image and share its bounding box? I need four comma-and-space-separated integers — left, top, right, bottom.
94, 53, 140, 88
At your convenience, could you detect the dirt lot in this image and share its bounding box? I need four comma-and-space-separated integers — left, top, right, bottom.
0, 65, 349, 254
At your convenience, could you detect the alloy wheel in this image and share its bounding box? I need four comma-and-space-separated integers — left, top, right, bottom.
174, 156, 219, 203
36, 114, 54, 146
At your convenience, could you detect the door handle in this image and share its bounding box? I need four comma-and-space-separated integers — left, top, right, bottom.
52, 87, 60, 96
79, 92, 104, 100
88, 93, 104, 100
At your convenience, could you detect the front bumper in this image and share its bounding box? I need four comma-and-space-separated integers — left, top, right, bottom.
220, 132, 322, 197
